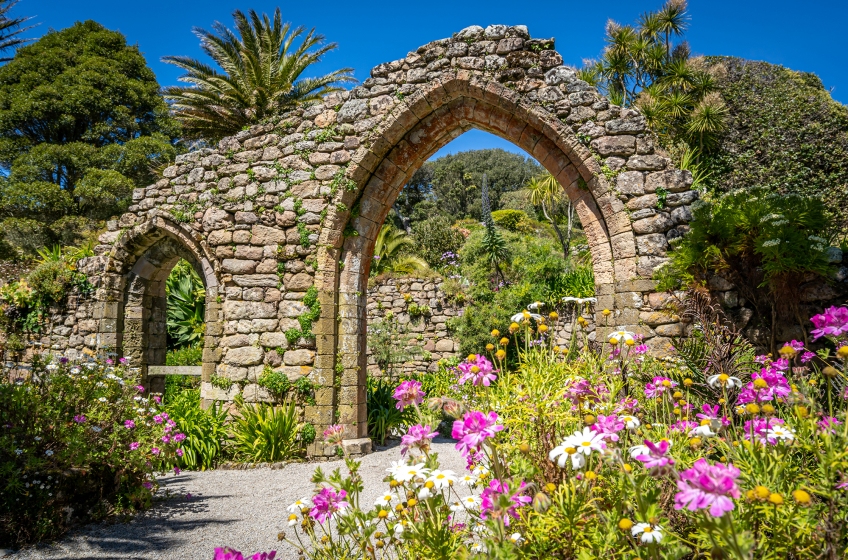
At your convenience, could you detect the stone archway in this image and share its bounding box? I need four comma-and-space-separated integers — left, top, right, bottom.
68, 24, 696, 455
309, 25, 697, 442
95, 212, 221, 389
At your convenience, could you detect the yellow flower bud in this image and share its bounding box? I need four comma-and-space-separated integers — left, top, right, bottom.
603, 309, 611, 317
689, 437, 702, 449
491, 329, 500, 338
792, 489, 812, 505
768, 492, 784, 506
545, 482, 557, 493
796, 406, 809, 418
754, 485, 770, 500
509, 322, 520, 333
761, 404, 775, 416
823, 366, 839, 378
584, 414, 596, 425
584, 470, 597, 480
486, 343, 494, 351
746, 403, 761, 415
424, 480, 434, 489
683, 378, 693, 387
467, 354, 476, 362
406, 498, 417, 507
496, 349, 506, 360
673, 391, 683, 399
753, 378, 769, 389
779, 345, 797, 358
623, 463, 633, 473
538, 324, 548, 333
500, 337, 509, 346
378, 509, 389, 519
838, 346, 848, 359
519, 443, 530, 454
549, 312, 559, 320
661, 380, 672, 388
618, 518, 633, 531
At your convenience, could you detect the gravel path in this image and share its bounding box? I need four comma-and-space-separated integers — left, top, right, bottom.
12, 440, 465, 560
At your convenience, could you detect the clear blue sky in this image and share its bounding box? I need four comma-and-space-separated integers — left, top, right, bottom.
20, 0, 848, 158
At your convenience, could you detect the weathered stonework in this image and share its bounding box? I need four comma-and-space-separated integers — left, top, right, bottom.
366, 276, 463, 375
28, 25, 702, 455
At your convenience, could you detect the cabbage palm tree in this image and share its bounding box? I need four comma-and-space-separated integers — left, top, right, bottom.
527, 173, 573, 259
163, 8, 354, 141
371, 224, 428, 276
0, 1, 35, 62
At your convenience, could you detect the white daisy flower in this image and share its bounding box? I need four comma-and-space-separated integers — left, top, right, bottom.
472, 465, 490, 478
707, 373, 742, 388
393, 463, 429, 483
98, 397, 107, 402
426, 469, 457, 490
459, 473, 479, 486
766, 424, 795, 442
567, 427, 605, 456
549, 443, 586, 470
417, 486, 433, 500
509, 532, 525, 544
287, 514, 298, 526
470, 543, 487, 553
621, 415, 641, 429
689, 424, 717, 438
374, 492, 394, 507
461, 495, 480, 509
608, 330, 635, 344
287, 497, 312, 513
631, 522, 663, 543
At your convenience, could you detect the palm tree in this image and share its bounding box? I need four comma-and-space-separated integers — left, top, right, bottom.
163, 8, 355, 141
526, 173, 574, 259
0, 1, 35, 63
371, 224, 428, 276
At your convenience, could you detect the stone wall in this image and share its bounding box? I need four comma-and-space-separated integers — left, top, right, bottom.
365, 276, 462, 375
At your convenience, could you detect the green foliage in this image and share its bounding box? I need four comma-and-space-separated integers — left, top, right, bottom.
162, 8, 354, 142
398, 149, 542, 220
550, 265, 596, 300
210, 375, 233, 391
230, 398, 304, 462
366, 376, 411, 445
409, 215, 466, 269
371, 223, 428, 276
165, 390, 228, 470
491, 209, 533, 232
0, 356, 181, 547
367, 315, 421, 377
165, 344, 203, 367
257, 366, 317, 405
165, 260, 206, 349
0, 21, 179, 255
700, 57, 848, 227
407, 302, 431, 317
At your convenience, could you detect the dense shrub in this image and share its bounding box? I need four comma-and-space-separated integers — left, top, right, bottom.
366, 376, 412, 446
165, 389, 228, 470
410, 215, 467, 269
230, 398, 306, 462
702, 57, 848, 226
491, 209, 533, 233
0, 355, 182, 547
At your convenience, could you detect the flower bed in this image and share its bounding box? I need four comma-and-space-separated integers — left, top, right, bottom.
224, 301, 848, 558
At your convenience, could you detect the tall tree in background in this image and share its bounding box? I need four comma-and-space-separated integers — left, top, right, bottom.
0, 21, 179, 256
163, 8, 354, 142
580, 0, 727, 155
526, 172, 574, 259
0, 0, 34, 62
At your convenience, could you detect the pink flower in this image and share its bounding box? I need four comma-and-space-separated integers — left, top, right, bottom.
124, 420, 135, 429
323, 424, 345, 445
73, 415, 86, 424
801, 351, 816, 363
787, 340, 805, 352
457, 355, 497, 386
696, 404, 730, 427
176, 448, 184, 457
480, 479, 532, 526
614, 397, 640, 414
631, 343, 650, 355
742, 417, 787, 445
674, 458, 740, 517
670, 420, 698, 433
161, 435, 171, 444
153, 415, 163, 424
811, 306, 848, 340
213, 548, 244, 560
393, 380, 424, 411
644, 377, 677, 398
153, 395, 161, 404
129, 442, 140, 451
151, 447, 160, 455
250, 553, 277, 560
819, 416, 842, 434
591, 414, 625, 442
136, 385, 145, 393
736, 368, 791, 405
634, 439, 675, 473
174, 467, 181, 474
173, 433, 186, 443
309, 487, 349, 524
451, 411, 504, 458
143, 482, 152, 490
400, 424, 439, 456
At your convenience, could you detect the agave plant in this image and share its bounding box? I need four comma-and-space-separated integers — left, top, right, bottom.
371, 224, 428, 276
166, 261, 206, 348
230, 397, 303, 462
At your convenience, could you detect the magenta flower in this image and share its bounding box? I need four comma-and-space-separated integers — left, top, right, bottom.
457, 354, 497, 386
736, 368, 791, 405
614, 397, 641, 414
591, 414, 625, 442
400, 424, 439, 456
153, 395, 162, 404
136, 385, 145, 393
819, 416, 842, 434
800, 351, 816, 363
176, 448, 184, 457
73, 415, 86, 424
173, 433, 186, 443
631, 343, 650, 355
644, 377, 677, 398
451, 411, 504, 458
151, 447, 160, 455
124, 420, 135, 429
174, 467, 181, 474
634, 439, 675, 473
787, 339, 805, 352
143, 481, 152, 490
674, 459, 740, 517
161, 435, 171, 444
129, 442, 140, 451
323, 424, 345, 445
670, 420, 698, 433
214, 548, 275, 560
393, 380, 424, 410
811, 306, 848, 340
480, 479, 532, 526
696, 404, 730, 427
309, 487, 350, 524
153, 415, 163, 424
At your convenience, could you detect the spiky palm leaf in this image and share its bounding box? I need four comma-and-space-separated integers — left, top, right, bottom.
0, 1, 34, 62
163, 8, 354, 141
166, 263, 206, 347
371, 224, 428, 276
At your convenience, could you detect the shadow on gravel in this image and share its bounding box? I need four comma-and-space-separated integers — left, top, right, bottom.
14, 493, 238, 558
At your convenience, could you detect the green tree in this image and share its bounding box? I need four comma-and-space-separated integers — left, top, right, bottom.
0, 21, 179, 255
0, 0, 35, 62
371, 224, 428, 276
163, 8, 354, 142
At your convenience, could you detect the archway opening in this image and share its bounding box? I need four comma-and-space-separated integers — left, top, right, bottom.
161, 259, 206, 398
362, 129, 596, 441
